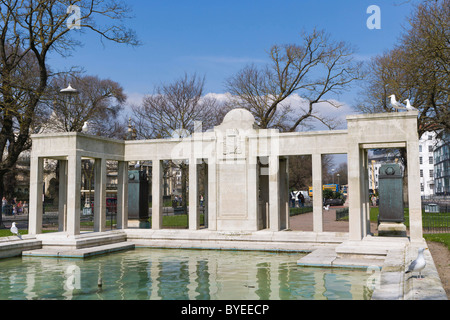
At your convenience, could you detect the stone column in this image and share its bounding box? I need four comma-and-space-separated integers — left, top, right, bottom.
207, 159, 217, 231
152, 159, 163, 230
312, 153, 323, 233
29, 156, 44, 235
66, 154, 81, 236
268, 155, 280, 231
94, 157, 107, 232
58, 160, 68, 232
362, 149, 371, 237
407, 140, 423, 242
279, 157, 289, 230
203, 162, 209, 229
247, 156, 259, 231
189, 159, 199, 230
348, 145, 363, 241
117, 161, 128, 230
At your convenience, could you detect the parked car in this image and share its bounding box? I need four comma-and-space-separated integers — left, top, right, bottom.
323, 198, 345, 206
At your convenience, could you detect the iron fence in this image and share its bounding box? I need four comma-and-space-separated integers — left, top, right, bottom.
422, 215, 450, 234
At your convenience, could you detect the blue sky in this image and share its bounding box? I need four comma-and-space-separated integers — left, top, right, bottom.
49, 0, 419, 111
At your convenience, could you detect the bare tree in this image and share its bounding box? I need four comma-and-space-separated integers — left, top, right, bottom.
0, 0, 139, 227
43, 73, 128, 138
131, 73, 220, 139
225, 29, 364, 132
355, 0, 449, 138
131, 73, 222, 214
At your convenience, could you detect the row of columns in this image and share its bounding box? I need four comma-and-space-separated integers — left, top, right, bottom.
28, 154, 325, 235
29, 155, 129, 236
28, 150, 422, 242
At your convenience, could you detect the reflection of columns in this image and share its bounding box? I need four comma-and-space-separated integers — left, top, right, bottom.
58, 160, 68, 232
24, 266, 37, 300
117, 161, 128, 230
67, 154, 81, 236
268, 155, 280, 231
268, 262, 279, 300
29, 156, 43, 235
312, 153, 323, 233
149, 260, 160, 300
207, 160, 217, 231
94, 157, 107, 232
152, 160, 163, 230
407, 139, 423, 242
189, 159, 199, 230
208, 258, 219, 299
187, 256, 197, 299
313, 271, 326, 299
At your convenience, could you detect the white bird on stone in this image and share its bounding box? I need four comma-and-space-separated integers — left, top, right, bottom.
406, 247, 427, 279
82, 121, 89, 133
323, 205, 330, 211
10, 222, 22, 240
135, 161, 140, 169
388, 95, 407, 111
404, 99, 417, 111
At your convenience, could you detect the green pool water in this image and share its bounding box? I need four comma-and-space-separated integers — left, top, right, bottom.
0, 248, 374, 300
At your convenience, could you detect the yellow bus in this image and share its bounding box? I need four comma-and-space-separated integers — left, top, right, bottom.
308, 184, 340, 197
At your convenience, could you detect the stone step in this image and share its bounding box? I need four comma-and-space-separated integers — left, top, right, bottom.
335, 237, 408, 258
37, 231, 127, 250
0, 238, 42, 259
23, 241, 135, 259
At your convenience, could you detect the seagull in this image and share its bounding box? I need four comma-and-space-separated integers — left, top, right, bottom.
406, 247, 428, 279
323, 205, 330, 211
388, 95, 407, 111
134, 161, 140, 169
10, 222, 22, 240
82, 121, 89, 133
404, 99, 417, 111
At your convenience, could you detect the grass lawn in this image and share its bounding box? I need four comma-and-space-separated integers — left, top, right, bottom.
424, 233, 450, 250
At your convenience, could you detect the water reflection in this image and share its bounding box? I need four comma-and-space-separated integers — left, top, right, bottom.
0, 249, 373, 300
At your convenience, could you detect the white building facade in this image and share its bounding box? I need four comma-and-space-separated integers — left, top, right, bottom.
419, 131, 438, 197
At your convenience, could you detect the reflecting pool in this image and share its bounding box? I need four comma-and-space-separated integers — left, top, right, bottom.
0, 248, 373, 300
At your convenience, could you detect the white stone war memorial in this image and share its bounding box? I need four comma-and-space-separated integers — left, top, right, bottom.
28, 109, 423, 241
7, 108, 446, 299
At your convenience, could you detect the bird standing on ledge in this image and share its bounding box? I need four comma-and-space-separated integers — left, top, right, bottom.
406, 247, 428, 279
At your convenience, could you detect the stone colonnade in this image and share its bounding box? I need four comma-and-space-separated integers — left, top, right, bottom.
28, 110, 423, 242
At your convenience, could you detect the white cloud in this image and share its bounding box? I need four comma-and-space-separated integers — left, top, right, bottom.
125, 92, 145, 107
268, 93, 356, 131
126, 91, 356, 131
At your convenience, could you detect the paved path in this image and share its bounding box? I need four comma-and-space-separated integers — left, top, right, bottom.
289, 206, 378, 233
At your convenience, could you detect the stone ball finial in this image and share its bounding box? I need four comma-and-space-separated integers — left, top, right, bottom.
221, 109, 256, 129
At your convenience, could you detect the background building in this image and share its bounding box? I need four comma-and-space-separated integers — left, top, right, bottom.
434, 131, 450, 195
419, 131, 438, 197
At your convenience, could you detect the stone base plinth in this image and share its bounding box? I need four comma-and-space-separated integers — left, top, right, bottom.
378, 222, 407, 237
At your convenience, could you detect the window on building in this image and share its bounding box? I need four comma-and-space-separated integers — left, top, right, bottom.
421, 183, 424, 192
430, 170, 434, 178
420, 169, 423, 177
429, 156, 433, 164
419, 145, 422, 152
420, 157, 423, 164
429, 145, 433, 152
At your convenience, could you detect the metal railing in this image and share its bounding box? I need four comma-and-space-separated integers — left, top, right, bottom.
422, 215, 450, 234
